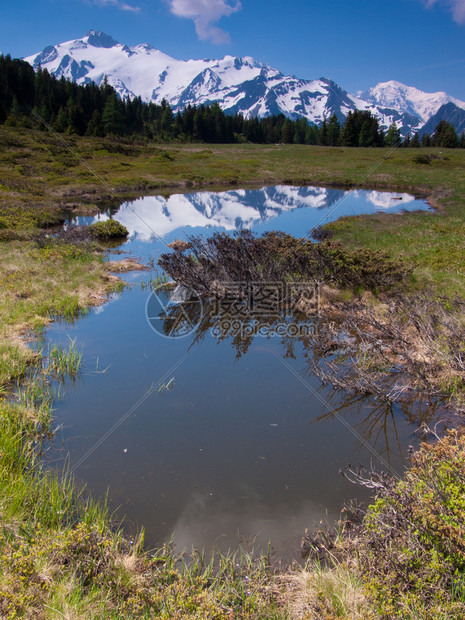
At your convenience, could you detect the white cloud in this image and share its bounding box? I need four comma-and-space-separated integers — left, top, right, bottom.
120, 2, 141, 12
424, 0, 465, 24
169, 0, 242, 44
89, 0, 141, 12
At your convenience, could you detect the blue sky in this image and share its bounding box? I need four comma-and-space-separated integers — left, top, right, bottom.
2, 0, 465, 99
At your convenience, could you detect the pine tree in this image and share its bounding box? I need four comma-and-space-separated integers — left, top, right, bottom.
326, 114, 341, 146
67, 99, 86, 135
161, 105, 174, 134
9, 95, 22, 118
409, 132, 420, 148
358, 120, 372, 147
182, 105, 195, 136
378, 127, 385, 147
385, 122, 401, 147
53, 106, 68, 132
86, 110, 104, 137
102, 93, 125, 135
358, 116, 382, 147
174, 112, 184, 139
318, 117, 328, 146
281, 119, 294, 144
39, 102, 51, 123
4, 95, 24, 126
293, 118, 308, 144
193, 107, 205, 141
207, 102, 224, 142
422, 133, 431, 147
432, 120, 458, 148
305, 124, 319, 145
340, 111, 358, 146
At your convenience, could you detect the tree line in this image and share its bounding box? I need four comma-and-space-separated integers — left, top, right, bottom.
1, 54, 464, 147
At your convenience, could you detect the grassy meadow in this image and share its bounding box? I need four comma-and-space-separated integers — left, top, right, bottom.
1, 125, 465, 617
2, 124, 464, 295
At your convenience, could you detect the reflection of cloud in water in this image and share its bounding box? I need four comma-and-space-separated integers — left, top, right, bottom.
89, 186, 424, 241
365, 191, 415, 209
91, 291, 122, 316
169, 489, 338, 557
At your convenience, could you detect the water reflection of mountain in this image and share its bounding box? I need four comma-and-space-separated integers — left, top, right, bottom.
89, 185, 419, 241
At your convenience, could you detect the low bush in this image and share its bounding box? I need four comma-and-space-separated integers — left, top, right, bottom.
88, 219, 128, 240
351, 429, 465, 618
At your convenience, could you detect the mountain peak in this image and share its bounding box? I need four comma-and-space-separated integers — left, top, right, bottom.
420, 102, 465, 136
85, 30, 119, 48
23, 32, 463, 136
363, 80, 465, 123
375, 80, 406, 89
135, 42, 156, 52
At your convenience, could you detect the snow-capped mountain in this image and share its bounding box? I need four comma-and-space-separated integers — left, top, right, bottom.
24, 31, 362, 124
419, 102, 465, 137
360, 80, 465, 124
24, 31, 464, 136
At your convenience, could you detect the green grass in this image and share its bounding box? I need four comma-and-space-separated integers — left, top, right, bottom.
48, 338, 83, 380
0, 341, 33, 390
281, 563, 373, 619
327, 207, 465, 298
0, 240, 117, 394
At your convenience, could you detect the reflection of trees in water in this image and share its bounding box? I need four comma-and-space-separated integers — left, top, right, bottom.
160, 295, 312, 360
158, 293, 444, 463
311, 389, 440, 466
160, 295, 205, 340
304, 314, 443, 464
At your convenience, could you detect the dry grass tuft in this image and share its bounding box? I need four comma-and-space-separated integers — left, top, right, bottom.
279, 563, 373, 620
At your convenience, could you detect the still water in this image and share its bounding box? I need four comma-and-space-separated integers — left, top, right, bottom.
46, 185, 432, 557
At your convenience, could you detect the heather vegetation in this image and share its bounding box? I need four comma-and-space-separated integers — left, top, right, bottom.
343, 429, 465, 618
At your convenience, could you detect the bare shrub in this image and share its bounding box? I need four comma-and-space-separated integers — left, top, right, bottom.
158, 230, 410, 296
311, 295, 465, 408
